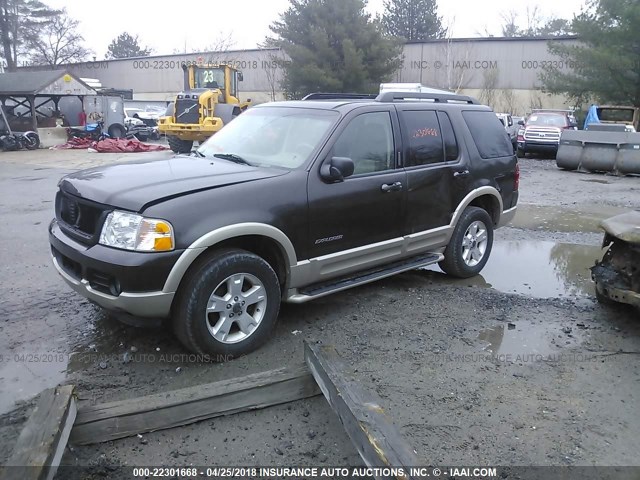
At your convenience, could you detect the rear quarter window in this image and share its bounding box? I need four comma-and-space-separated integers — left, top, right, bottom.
462, 110, 513, 159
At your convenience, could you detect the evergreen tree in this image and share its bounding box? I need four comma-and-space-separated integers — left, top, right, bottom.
269, 0, 403, 98
0, 0, 60, 70
541, 0, 640, 107
381, 0, 446, 41
106, 32, 151, 59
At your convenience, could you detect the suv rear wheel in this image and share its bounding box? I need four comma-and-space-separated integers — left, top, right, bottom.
440, 207, 494, 278
173, 249, 281, 359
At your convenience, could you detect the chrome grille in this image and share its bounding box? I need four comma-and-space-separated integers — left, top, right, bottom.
524, 126, 561, 142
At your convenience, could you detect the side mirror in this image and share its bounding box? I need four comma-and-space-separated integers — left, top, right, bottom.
508, 117, 513, 127
320, 156, 354, 182
518, 120, 525, 126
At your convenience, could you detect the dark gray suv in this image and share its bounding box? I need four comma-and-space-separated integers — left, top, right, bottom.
49, 91, 519, 358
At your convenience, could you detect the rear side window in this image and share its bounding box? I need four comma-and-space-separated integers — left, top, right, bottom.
402, 110, 443, 166
463, 110, 513, 159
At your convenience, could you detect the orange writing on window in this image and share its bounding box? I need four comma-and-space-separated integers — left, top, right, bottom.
412, 128, 439, 139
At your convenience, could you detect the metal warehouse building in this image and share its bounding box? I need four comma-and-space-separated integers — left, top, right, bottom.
41, 36, 580, 115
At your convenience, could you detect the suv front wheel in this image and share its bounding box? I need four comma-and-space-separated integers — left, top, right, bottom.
173, 249, 281, 359
440, 207, 494, 278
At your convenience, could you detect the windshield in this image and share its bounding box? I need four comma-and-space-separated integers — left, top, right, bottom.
526, 114, 567, 127
195, 68, 225, 89
197, 107, 339, 169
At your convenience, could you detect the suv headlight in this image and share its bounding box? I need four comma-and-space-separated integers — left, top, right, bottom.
99, 211, 174, 252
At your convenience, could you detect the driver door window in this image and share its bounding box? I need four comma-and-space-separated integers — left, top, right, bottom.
333, 112, 395, 175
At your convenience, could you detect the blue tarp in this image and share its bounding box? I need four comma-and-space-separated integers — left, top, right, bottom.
584, 105, 600, 130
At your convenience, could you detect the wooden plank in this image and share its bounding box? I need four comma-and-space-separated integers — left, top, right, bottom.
2, 385, 76, 480
70, 363, 320, 445
304, 341, 419, 480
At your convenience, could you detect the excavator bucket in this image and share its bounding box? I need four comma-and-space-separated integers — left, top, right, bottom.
556, 129, 640, 174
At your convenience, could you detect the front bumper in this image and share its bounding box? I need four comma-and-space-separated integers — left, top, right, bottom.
49, 219, 181, 318
158, 121, 221, 141
521, 141, 559, 153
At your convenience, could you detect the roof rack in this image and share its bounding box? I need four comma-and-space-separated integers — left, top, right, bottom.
376, 91, 479, 104
301, 92, 378, 100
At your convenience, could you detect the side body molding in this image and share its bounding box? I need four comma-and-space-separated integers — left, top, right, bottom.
163, 223, 297, 293
287, 186, 506, 295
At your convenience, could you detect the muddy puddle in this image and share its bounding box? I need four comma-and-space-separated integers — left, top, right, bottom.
0, 316, 135, 415
511, 204, 627, 233
0, 348, 67, 414
478, 323, 557, 357
424, 240, 603, 300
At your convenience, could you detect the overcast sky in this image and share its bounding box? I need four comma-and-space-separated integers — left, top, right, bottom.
45, 0, 587, 59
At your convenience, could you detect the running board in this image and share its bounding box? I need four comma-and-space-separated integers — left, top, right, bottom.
286, 253, 443, 303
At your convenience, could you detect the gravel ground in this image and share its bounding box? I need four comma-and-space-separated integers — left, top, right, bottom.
0, 150, 638, 474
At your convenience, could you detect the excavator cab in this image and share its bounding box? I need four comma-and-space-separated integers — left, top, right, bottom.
158, 63, 251, 153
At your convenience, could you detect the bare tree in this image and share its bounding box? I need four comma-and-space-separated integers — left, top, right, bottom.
499, 6, 571, 38
500, 88, 517, 113
479, 68, 499, 108
500, 10, 520, 37
261, 49, 287, 101
177, 32, 236, 58
524, 6, 542, 36
437, 24, 474, 93
530, 91, 544, 110
27, 10, 90, 66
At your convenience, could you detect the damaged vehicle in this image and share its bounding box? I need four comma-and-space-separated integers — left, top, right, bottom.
49, 91, 518, 358
591, 211, 640, 309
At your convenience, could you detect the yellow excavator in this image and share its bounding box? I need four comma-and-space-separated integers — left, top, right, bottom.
158, 63, 251, 153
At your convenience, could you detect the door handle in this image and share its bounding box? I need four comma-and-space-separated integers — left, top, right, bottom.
453, 170, 470, 177
381, 181, 403, 192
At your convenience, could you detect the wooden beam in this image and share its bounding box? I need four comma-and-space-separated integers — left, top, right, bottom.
304, 341, 420, 480
70, 363, 320, 445
2, 385, 76, 480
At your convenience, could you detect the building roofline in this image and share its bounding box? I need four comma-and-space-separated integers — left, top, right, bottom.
81, 47, 282, 64
405, 35, 578, 44
42, 35, 580, 68
0, 69, 95, 96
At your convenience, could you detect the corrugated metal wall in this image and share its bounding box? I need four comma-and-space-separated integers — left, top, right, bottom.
38, 37, 581, 112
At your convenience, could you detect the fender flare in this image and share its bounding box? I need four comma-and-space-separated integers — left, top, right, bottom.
163, 223, 297, 293
449, 186, 503, 227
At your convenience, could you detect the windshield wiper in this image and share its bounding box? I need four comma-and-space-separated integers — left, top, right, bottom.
192, 149, 205, 157
213, 153, 252, 165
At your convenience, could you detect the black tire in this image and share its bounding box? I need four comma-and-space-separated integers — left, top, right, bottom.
108, 124, 125, 138
173, 249, 281, 359
167, 135, 193, 153
439, 206, 494, 278
23, 132, 40, 150
516, 147, 525, 158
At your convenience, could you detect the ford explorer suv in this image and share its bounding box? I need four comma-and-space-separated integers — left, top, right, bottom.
49, 91, 519, 358
517, 110, 577, 157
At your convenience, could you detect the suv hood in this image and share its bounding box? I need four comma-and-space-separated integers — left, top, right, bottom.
59, 155, 288, 212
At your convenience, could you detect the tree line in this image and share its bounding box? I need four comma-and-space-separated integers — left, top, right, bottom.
1, 0, 637, 107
